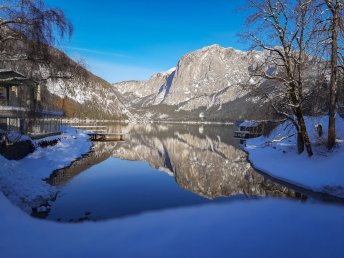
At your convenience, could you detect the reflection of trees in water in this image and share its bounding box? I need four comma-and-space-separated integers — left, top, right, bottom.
48, 123, 131, 186
48, 141, 119, 186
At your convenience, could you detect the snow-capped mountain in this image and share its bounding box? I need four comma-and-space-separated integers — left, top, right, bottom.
115, 67, 176, 107
113, 44, 273, 122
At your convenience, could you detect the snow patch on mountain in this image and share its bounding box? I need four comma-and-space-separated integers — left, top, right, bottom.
112, 44, 272, 121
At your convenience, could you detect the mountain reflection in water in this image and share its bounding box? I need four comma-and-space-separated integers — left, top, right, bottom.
46, 123, 305, 222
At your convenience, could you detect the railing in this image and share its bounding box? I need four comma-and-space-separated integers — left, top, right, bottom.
40, 110, 64, 116
0, 116, 63, 136
0, 105, 64, 118
0, 106, 29, 112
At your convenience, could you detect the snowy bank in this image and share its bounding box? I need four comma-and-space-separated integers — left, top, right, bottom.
0, 192, 344, 258
245, 116, 344, 198
0, 127, 92, 213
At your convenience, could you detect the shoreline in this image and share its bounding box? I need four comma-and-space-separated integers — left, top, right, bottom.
242, 147, 344, 203
2, 117, 344, 216
63, 118, 235, 125
0, 127, 92, 213
244, 116, 344, 200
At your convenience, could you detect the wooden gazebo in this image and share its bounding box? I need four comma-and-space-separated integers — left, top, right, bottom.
0, 69, 65, 139
0, 69, 38, 108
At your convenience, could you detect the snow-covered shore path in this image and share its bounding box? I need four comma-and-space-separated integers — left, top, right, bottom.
245, 116, 344, 198
1, 192, 344, 258
0, 127, 92, 213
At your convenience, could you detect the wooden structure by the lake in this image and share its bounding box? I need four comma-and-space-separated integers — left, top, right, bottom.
0, 69, 64, 137
72, 125, 126, 142
234, 120, 279, 139
234, 130, 261, 139
88, 132, 125, 141
0, 69, 38, 108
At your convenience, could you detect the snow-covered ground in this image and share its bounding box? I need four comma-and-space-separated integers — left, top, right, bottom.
1, 118, 344, 257
1, 191, 344, 258
245, 116, 344, 198
2, 117, 344, 257
0, 127, 92, 213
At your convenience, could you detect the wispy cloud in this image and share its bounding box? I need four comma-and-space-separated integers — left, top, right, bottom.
63, 46, 129, 58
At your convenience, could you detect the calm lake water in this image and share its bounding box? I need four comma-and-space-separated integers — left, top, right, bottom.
45, 123, 309, 222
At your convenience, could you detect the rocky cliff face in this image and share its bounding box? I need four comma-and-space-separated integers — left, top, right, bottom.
115, 68, 176, 109
113, 45, 273, 122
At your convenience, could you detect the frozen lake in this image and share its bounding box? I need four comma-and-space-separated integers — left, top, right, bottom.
44, 123, 316, 222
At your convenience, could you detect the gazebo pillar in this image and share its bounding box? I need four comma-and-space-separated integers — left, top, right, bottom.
6, 85, 10, 106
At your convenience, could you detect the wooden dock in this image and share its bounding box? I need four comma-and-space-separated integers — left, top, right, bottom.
72, 125, 108, 130
88, 132, 125, 141
71, 125, 126, 142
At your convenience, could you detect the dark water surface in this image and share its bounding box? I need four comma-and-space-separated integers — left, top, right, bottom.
46, 123, 305, 222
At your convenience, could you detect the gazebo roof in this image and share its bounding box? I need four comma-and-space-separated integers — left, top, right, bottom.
0, 69, 37, 87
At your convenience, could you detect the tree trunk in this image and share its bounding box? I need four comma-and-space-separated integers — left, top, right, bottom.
327, 0, 340, 149
295, 112, 313, 157
297, 131, 305, 154
298, 114, 313, 157
289, 82, 313, 157
62, 97, 66, 112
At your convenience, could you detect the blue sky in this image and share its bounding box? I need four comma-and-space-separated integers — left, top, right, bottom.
47, 0, 248, 83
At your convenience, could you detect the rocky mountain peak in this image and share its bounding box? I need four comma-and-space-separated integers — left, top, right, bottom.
112, 45, 272, 122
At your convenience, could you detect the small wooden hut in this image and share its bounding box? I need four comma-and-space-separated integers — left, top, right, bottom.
234, 120, 279, 139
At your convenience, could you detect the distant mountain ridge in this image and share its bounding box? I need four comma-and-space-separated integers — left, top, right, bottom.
0, 46, 129, 120
1, 43, 333, 121
113, 44, 274, 122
